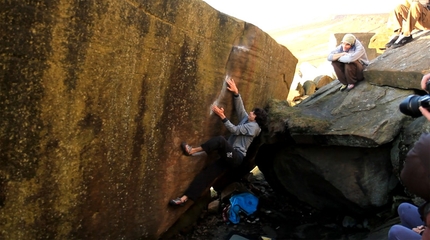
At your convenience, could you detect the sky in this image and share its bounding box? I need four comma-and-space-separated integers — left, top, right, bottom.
202, 0, 402, 32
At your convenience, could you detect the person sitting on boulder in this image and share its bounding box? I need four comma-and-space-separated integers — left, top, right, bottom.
169, 78, 267, 206
385, 0, 430, 49
327, 33, 369, 92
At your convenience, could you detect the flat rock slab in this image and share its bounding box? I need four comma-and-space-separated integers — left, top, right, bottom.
365, 31, 430, 90
268, 80, 414, 147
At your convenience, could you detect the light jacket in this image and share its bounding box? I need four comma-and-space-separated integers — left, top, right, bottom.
222, 94, 261, 157
327, 38, 370, 66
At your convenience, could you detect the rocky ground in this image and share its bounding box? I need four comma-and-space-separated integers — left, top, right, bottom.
170, 168, 401, 240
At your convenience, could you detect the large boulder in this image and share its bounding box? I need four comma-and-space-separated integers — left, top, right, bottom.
257, 32, 430, 215
259, 81, 410, 214
0, 0, 296, 239
273, 80, 412, 148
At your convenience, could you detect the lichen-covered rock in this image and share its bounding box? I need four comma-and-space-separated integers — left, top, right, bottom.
0, 0, 296, 239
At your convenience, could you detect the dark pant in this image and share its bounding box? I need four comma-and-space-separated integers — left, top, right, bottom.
184, 136, 243, 201
331, 60, 365, 85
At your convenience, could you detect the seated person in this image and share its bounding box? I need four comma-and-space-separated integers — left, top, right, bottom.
327, 33, 369, 92
385, 0, 430, 49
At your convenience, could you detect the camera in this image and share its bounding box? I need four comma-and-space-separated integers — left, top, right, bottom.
399, 80, 430, 117
399, 95, 430, 117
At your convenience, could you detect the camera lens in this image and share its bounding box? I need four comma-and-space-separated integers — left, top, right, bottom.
399, 95, 423, 118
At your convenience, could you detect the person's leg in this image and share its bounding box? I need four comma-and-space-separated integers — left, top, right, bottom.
201, 136, 231, 154
182, 136, 233, 156
388, 3, 410, 33
331, 61, 347, 85
402, 2, 426, 37
344, 61, 364, 85
172, 136, 243, 206
392, 2, 429, 48
181, 142, 203, 156
169, 160, 225, 206
388, 224, 421, 240
187, 146, 203, 155
201, 136, 242, 167
385, 33, 401, 48
419, 5, 430, 29
386, 3, 409, 48
182, 160, 225, 201
398, 202, 424, 228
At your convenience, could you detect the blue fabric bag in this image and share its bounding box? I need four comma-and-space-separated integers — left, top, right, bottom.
228, 192, 259, 224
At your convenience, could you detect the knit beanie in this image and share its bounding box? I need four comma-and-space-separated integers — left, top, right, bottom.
341, 34, 356, 45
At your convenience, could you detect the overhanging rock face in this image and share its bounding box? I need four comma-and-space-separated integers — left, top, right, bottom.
0, 0, 297, 239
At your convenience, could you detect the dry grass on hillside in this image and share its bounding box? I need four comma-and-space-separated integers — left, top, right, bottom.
268, 14, 389, 67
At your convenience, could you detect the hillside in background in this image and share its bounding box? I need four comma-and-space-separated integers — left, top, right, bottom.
269, 14, 390, 68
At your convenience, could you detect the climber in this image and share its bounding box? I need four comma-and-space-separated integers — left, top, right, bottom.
169, 78, 267, 206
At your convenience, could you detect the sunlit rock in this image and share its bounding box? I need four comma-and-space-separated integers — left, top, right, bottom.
0, 0, 296, 238
365, 31, 430, 90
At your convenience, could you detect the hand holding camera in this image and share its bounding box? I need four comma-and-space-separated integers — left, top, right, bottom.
419, 73, 430, 121
399, 73, 430, 118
